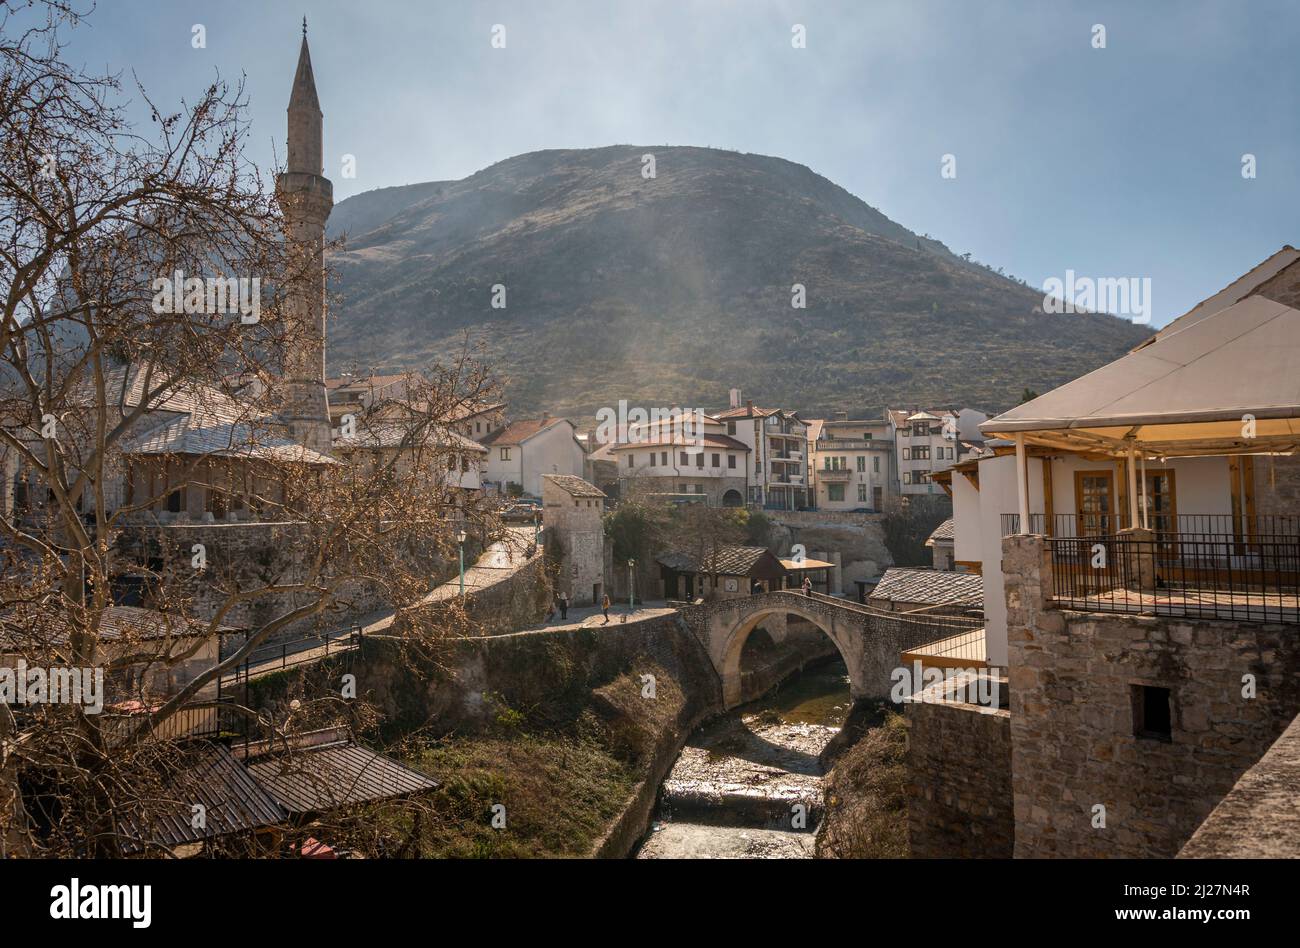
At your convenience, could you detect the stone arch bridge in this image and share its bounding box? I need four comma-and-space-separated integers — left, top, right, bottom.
679, 590, 978, 709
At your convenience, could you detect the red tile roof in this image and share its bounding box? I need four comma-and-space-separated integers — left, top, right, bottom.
479, 416, 570, 446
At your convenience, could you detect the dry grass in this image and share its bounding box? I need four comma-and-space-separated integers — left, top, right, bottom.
815, 705, 910, 859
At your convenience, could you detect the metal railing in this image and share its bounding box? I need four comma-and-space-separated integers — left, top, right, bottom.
1047, 533, 1300, 624
218, 625, 363, 688
1003, 512, 1300, 540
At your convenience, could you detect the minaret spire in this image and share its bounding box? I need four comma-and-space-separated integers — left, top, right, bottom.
276, 23, 334, 455
287, 27, 322, 175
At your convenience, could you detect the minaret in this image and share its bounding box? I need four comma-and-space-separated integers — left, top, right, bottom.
276, 19, 333, 454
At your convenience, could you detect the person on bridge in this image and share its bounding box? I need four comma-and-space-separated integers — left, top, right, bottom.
802, 576, 813, 597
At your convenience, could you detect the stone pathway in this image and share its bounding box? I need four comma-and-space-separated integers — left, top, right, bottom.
231, 527, 538, 680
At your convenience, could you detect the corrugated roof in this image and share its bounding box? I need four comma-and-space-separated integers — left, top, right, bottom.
123, 416, 337, 465
334, 422, 486, 453
247, 741, 438, 814
656, 545, 786, 577
120, 744, 286, 853
2, 604, 227, 650
869, 567, 983, 607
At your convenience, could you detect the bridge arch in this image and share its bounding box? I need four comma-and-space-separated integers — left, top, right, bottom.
706, 593, 869, 710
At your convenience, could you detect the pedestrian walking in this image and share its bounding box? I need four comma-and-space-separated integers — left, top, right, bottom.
559, 591, 569, 621
601, 593, 611, 624
802, 576, 812, 597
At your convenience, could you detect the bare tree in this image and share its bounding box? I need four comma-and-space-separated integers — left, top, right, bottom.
0, 2, 503, 857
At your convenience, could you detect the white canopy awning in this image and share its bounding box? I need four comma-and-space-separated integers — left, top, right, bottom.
981, 295, 1300, 457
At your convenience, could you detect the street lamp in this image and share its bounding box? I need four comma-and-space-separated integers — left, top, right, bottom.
457, 529, 467, 597
627, 558, 636, 613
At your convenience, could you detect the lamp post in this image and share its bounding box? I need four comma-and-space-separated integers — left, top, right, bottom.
628, 558, 636, 613
457, 529, 467, 597
533, 510, 540, 544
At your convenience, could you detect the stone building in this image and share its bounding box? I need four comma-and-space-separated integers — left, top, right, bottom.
904, 248, 1300, 859
542, 474, 606, 606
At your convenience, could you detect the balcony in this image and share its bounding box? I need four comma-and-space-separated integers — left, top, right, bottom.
818, 468, 852, 482
1032, 520, 1300, 625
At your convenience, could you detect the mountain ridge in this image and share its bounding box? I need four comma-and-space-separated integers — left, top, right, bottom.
323, 145, 1151, 417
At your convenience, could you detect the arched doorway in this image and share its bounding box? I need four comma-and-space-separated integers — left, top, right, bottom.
721, 489, 743, 507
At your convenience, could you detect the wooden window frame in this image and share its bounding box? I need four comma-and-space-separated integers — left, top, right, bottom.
1074, 469, 1116, 536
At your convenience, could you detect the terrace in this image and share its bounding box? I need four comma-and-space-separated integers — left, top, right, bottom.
982, 295, 1300, 628
1023, 517, 1300, 624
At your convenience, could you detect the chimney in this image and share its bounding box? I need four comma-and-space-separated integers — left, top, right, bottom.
729, 388, 742, 409
834, 410, 848, 422
746, 399, 754, 412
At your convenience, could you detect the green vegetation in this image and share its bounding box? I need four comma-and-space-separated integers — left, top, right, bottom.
386, 658, 685, 857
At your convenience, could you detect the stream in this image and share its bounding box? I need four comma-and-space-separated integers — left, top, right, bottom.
635, 656, 851, 858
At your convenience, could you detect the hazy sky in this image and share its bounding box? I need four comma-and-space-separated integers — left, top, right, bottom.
52, 0, 1300, 328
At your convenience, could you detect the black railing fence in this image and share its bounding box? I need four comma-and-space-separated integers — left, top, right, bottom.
1002, 512, 1300, 540
218, 625, 363, 689
1046, 532, 1300, 624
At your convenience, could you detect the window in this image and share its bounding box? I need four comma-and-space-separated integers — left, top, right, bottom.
863, 432, 872, 440
661, 451, 668, 466
913, 446, 930, 460
856, 456, 865, 472
695, 453, 704, 469
728, 455, 736, 469
857, 483, 867, 502
828, 484, 845, 501
1132, 685, 1172, 741
680, 451, 689, 466
711, 453, 720, 467
727, 421, 736, 435
475, 421, 481, 433
499, 448, 511, 461
649, 452, 656, 466
873, 456, 880, 473
1074, 471, 1115, 536
903, 472, 912, 485
902, 448, 911, 461
627, 454, 634, 468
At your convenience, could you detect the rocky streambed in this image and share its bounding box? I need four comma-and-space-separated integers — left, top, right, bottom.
635, 657, 850, 859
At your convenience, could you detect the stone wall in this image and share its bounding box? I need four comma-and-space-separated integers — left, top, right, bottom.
456, 547, 552, 636
1254, 453, 1300, 517
1003, 534, 1300, 858
115, 520, 468, 647
542, 479, 606, 606
905, 679, 1013, 858
764, 512, 894, 592
1178, 711, 1300, 858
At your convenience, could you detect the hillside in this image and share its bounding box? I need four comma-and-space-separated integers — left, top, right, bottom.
325, 145, 1151, 417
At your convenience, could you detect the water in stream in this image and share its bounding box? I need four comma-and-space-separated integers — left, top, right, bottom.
635, 656, 851, 858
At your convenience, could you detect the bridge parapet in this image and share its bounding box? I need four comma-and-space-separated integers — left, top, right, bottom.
680, 590, 982, 709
